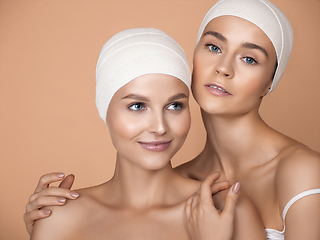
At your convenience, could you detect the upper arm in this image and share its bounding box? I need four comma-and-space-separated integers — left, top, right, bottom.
232, 191, 267, 240
276, 148, 320, 240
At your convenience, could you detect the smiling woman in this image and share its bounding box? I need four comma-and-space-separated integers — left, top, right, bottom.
106, 74, 191, 170
28, 28, 266, 240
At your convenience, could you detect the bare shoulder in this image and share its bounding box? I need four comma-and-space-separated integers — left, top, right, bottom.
31, 186, 101, 240
276, 144, 320, 209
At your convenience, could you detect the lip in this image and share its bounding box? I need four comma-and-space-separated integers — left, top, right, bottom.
138, 140, 172, 152
205, 82, 232, 96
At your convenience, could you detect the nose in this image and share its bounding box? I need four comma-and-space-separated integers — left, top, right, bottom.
214, 55, 234, 79
148, 110, 168, 135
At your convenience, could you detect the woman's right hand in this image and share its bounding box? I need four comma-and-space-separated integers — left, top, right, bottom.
185, 173, 240, 240
23, 173, 79, 235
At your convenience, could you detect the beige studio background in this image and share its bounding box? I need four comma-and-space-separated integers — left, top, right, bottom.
0, 0, 319, 239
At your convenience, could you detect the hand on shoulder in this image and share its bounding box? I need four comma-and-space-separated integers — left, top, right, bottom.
31, 188, 90, 240
24, 173, 78, 235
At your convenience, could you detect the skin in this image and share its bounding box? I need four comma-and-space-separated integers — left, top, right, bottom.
30, 74, 248, 240
175, 16, 320, 239
25, 14, 319, 240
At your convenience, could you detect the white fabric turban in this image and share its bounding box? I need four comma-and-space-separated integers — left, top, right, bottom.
96, 28, 191, 122
195, 0, 293, 93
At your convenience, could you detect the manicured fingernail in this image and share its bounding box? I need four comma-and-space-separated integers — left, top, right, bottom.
43, 210, 51, 215
232, 182, 240, 194
57, 173, 65, 178
58, 197, 66, 203
70, 191, 79, 198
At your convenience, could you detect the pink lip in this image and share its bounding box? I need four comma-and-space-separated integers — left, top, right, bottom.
138, 141, 172, 152
205, 83, 232, 96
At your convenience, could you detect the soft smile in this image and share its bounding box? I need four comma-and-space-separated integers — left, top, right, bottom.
205, 83, 232, 96
138, 140, 172, 152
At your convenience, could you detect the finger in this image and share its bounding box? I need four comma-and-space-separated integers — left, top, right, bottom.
29, 192, 39, 204
200, 172, 221, 205
210, 181, 230, 195
37, 187, 79, 199
26, 196, 68, 212
191, 192, 200, 211
34, 172, 66, 193
185, 196, 193, 219
222, 182, 240, 218
59, 174, 75, 189
24, 209, 51, 234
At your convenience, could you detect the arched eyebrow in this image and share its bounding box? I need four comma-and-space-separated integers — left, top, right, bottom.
242, 42, 268, 58
168, 93, 188, 102
203, 31, 227, 42
203, 31, 268, 57
122, 93, 187, 102
123, 94, 149, 101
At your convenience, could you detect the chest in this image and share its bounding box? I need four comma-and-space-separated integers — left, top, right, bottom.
76, 207, 190, 240
234, 168, 284, 230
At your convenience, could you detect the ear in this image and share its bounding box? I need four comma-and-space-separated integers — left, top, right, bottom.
261, 80, 272, 97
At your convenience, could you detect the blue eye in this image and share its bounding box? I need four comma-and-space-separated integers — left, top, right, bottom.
128, 102, 145, 111
242, 57, 257, 65
206, 44, 221, 53
167, 102, 184, 111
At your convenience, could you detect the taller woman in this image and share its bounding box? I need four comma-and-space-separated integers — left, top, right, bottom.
24, 0, 320, 239
176, 0, 320, 239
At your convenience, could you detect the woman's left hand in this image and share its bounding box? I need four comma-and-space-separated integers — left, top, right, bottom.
185, 173, 240, 240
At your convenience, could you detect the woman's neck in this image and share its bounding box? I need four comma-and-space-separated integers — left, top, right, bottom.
106, 155, 188, 210
197, 109, 278, 180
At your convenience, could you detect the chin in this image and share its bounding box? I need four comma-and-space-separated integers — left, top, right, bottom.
141, 156, 172, 170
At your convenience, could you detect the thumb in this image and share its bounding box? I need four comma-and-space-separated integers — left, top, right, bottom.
222, 182, 240, 217
59, 174, 75, 189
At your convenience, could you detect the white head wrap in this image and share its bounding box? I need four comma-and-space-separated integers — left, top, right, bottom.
195, 0, 293, 93
96, 28, 191, 122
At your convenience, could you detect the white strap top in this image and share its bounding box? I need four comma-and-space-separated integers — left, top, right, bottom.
265, 189, 320, 240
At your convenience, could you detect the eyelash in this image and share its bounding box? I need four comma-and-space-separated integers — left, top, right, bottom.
204, 42, 259, 66
205, 42, 221, 53
127, 101, 184, 112
128, 102, 146, 111
167, 102, 184, 111
241, 56, 258, 65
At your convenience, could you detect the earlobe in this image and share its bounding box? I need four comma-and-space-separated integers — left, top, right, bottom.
261, 80, 272, 97
262, 87, 271, 97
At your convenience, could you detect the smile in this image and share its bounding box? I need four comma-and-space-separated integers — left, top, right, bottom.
138, 141, 172, 152
205, 83, 232, 96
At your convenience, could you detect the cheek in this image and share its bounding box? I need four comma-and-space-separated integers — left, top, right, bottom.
108, 112, 144, 149
168, 110, 191, 141
238, 68, 272, 97
191, 54, 205, 98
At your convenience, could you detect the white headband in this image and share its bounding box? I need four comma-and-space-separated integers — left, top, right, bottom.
96, 28, 191, 122
195, 0, 293, 93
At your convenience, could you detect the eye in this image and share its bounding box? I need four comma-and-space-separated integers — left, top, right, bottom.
128, 102, 146, 111
242, 56, 258, 65
167, 102, 184, 111
205, 43, 221, 53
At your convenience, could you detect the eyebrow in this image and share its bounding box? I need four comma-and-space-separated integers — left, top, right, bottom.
242, 42, 268, 57
168, 93, 188, 102
203, 31, 227, 42
122, 94, 149, 101
203, 31, 268, 58
122, 93, 188, 102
